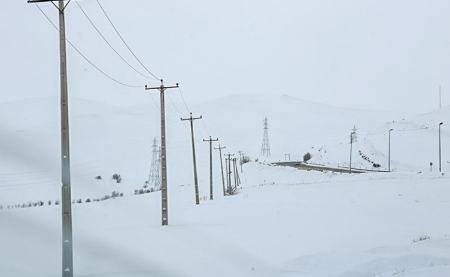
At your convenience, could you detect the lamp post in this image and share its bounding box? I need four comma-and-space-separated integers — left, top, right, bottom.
388, 128, 394, 172
349, 127, 357, 173
439, 122, 444, 172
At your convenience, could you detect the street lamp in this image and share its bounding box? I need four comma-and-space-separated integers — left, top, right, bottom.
349, 127, 357, 173
439, 122, 444, 172
388, 128, 394, 172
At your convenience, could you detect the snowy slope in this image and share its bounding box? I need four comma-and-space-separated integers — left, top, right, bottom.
0, 93, 448, 201
1, 162, 450, 277
193, 94, 449, 172
0, 94, 449, 277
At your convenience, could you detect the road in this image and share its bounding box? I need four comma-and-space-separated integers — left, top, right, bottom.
273, 161, 389, 174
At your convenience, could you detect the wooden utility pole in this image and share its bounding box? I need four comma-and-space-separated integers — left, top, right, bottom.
145, 80, 179, 225
203, 136, 219, 200
225, 153, 234, 194
28, 1, 74, 276
181, 112, 202, 205
214, 145, 226, 196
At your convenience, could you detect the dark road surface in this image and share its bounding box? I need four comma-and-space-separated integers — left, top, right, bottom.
273, 161, 389, 174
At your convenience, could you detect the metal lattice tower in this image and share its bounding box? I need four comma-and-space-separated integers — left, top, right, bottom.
261, 117, 271, 157
148, 137, 161, 190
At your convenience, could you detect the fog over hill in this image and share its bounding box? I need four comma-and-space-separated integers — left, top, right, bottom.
2, 0, 450, 111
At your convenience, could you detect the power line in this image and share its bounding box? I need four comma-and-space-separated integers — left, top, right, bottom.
96, 0, 160, 81
36, 5, 143, 88
75, 1, 150, 79
177, 87, 211, 138
178, 88, 191, 113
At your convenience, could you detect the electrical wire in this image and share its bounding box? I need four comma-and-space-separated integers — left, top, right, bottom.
36, 5, 143, 88
95, 0, 160, 81
75, 1, 151, 80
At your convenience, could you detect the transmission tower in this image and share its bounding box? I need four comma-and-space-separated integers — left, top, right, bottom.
261, 117, 271, 157
148, 137, 161, 190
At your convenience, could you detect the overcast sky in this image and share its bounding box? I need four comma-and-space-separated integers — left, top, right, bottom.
2, 0, 450, 112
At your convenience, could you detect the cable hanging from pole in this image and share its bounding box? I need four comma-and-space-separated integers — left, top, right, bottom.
75, 1, 151, 80
95, 0, 161, 81
36, 5, 143, 88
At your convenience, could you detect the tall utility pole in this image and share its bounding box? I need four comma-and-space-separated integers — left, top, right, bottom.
203, 136, 218, 200
349, 126, 357, 174
388, 128, 393, 172
225, 153, 234, 194
145, 80, 179, 226
28, 1, 74, 276
181, 112, 202, 205
261, 117, 271, 157
214, 145, 226, 196
439, 122, 444, 172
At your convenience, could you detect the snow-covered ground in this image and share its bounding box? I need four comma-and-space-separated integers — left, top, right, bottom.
0, 95, 449, 276
1, 162, 450, 277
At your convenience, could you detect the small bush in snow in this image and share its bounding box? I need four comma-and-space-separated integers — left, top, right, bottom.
412, 235, 431, 243
303, 153, 312, 163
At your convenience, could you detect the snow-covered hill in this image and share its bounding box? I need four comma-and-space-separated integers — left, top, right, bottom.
0, 93, 448, 201
0, 94, 449, 277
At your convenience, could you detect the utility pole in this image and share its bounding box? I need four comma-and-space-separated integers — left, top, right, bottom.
145, 80, 179, 226
225, 153, 234, 194
439, 122, 444, 172
349, 126, 357, 174
233, 157, 241, 186
28, 1, 74, 276
232, 158, 237, 190
225, 156, 230, 194
181, 112, 202, 205
214, 145, 226, 196
388, 128, 393, 172
203, 136, 218, 200
237, 151, 244, 173
284, 153, 291, 161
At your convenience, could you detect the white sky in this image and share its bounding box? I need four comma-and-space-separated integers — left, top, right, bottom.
2, 0, 450, 112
